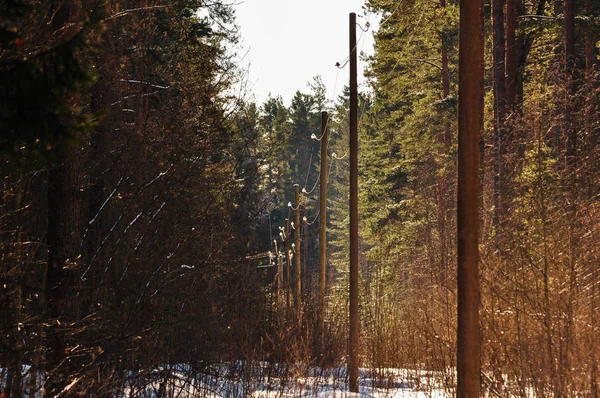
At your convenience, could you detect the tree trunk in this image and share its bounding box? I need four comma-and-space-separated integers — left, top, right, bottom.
585, 0, 594, 79
506, 0, 517, 109
563, 0, 577, 391
439, 0, 451, 283
45, 0, 83, 378
9, 284, 23, 398
564, 0, 576, 166
515, 0, 541, 110
492, 0, 506, 235
584, 2, 598, 392
46, 141, 81, 397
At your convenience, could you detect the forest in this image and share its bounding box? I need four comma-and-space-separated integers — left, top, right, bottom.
0, 0, 599, 396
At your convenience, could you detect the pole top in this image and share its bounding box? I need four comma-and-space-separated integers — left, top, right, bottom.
294, 183, 299, 187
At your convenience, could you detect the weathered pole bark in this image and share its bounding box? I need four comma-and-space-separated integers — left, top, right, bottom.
348, 11, 360, 394
294, 184, 302, 325
319, 111, 329, 341
457, 0, 483, 395
285, 219, 292, 314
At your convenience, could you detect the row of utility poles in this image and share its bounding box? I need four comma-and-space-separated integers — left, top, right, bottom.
272, 13, 361, 391
273, 110, 330, 331
274, 6, 482, 394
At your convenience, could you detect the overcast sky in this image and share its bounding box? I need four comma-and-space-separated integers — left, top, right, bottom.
233, 0, 376, 106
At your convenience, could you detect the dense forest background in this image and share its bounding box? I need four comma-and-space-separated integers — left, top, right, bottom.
1, 0, 599, 396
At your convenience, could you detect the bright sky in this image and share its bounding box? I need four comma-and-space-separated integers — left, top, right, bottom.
233, 0, 376, 106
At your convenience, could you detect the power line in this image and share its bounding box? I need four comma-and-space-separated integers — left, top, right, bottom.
336, 19, 371, 69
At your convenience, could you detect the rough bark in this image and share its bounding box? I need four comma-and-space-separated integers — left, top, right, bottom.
457, 0, 483, 395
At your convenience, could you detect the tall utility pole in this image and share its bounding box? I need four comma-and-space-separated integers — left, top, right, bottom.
294, 184, 302, 325
348, 12, 360, 394
285, 218, 291, 314
457, 0, 483, 395
319, 111, 329, 343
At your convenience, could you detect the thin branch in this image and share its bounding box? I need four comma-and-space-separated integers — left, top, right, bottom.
410, 58, 443, 71
119, 79, 170, 90
518, 14, 557, 20
107, 5, 171, 20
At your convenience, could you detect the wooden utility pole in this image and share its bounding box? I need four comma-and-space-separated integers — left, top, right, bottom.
294, 184, 302, 325
348, 12, 360, 394
275, 240, 282, 303
319, 111, 329, 342
457, 0, 483, 394
285, 218, 291, 314
303, 207, 309, 295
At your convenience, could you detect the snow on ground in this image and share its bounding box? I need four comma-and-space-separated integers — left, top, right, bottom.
2, 363, 451, 397
0, 364, 43, 398
121, 364, 452, 397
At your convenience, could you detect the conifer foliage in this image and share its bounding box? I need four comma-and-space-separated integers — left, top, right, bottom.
1, 1, 273, 396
